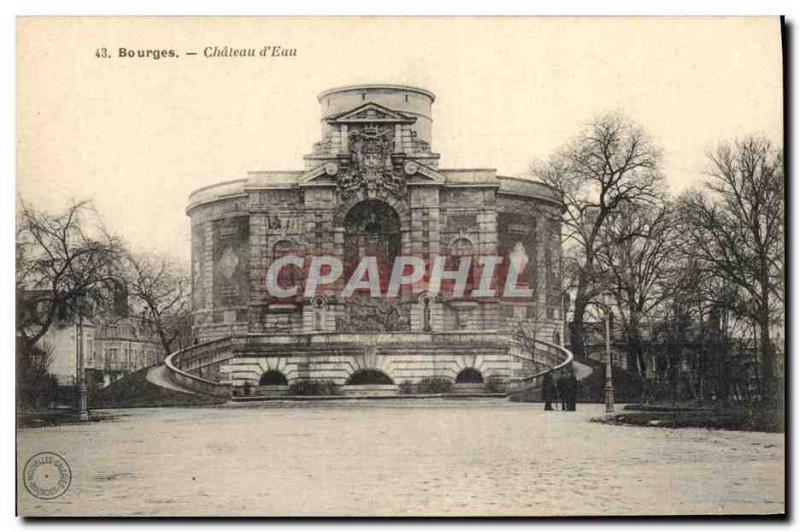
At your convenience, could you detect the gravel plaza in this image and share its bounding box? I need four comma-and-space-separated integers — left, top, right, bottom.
16, 400, 784, 517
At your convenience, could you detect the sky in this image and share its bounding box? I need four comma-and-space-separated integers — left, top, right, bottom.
16, 17, 783, 265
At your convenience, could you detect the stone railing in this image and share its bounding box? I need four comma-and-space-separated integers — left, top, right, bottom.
240, 329, 512, 348
164, 337, 235, 398
505, 339, 574, 396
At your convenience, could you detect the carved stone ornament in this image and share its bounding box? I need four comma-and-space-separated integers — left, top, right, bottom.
336, 298, 410, 332
338, 126, 405, 199
403, 161, 419, 175
324, 162, 338, 176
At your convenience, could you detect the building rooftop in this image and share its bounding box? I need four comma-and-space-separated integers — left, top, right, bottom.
317, 84, 436, 102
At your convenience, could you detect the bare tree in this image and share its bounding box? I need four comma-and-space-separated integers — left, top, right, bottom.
123, 252, 191, 359
16, 199, 121, 351
679, 136, 784, 407
596, 200, 681, 375
534, 113, 664, 358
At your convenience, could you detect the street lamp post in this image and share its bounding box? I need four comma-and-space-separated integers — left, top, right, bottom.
604, 298, 615, 414
561, 291, 570, 348
75, 292, 89, 422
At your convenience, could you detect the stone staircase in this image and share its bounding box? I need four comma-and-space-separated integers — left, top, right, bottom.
150, 332, 577, 400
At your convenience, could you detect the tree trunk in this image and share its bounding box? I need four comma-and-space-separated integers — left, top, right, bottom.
155, 323, 174, 363
637, 350, 648, 378
754, 263, 779, 422
569, 293, 588, 359
759, 308, 777, 408
626, 312, 646, 376
631, 334, 645, 376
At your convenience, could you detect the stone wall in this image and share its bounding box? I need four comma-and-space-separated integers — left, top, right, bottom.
219, 341, 514, 389
190, 183, 563, 341
189, 195, 250, 340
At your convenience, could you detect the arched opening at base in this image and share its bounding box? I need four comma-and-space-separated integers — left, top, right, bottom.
455, 368, 484, 384
346, 369, 394, 385
259, 370, 288, 386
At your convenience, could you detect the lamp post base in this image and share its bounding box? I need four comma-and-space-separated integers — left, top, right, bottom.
77, 382, 89, 422
604, 385, 615, 414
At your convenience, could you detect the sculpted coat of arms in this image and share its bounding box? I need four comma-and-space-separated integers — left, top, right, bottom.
338, 126, 406, 198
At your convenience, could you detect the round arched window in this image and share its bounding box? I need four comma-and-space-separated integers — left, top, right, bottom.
259, 370, 288, 386
455, 368, 484, 384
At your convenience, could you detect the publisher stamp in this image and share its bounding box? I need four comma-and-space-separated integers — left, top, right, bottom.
23, 452, 72, 500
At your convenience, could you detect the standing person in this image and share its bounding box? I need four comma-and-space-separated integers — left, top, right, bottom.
542, 372, 556, 411
568, 370, 579, 411
556, 371, 568, 411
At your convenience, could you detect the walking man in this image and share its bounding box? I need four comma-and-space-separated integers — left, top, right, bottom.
568, 370, 579, 411
542, 372, 556, 411
556, 371, 568, 411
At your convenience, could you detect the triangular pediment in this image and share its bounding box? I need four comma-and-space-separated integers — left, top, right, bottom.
326, 102, 416, 124
404, 161, 446, 184
298, 163, 337, 186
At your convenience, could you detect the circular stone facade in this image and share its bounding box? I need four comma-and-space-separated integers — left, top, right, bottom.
185, 84, 563, 394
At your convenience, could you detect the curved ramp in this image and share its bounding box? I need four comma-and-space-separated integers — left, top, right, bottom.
164, 338, 234, 398
145, 364, 198, 395
505, 340, 585, 398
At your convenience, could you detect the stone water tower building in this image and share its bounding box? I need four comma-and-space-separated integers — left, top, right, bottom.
179, 84, 565, 396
